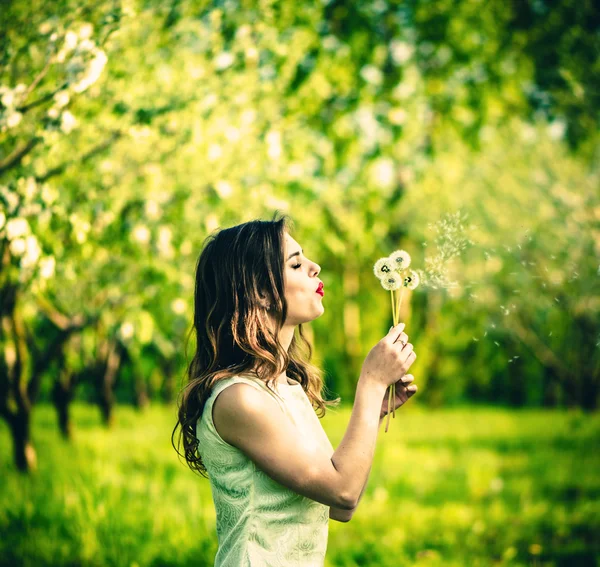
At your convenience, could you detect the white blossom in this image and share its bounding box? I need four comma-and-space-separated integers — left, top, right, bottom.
266, 130, 282, 160
78, 23, 93, 40
214, 52, 235, 71
39, 256, 56, 279
6, 112, 22, 129
390, 40, 414, 65
21, 235, 41, 268
370, 157, 396, 189
171, 298, 187, 315
61, 110, 77, 133
6, 217, 30, 240
144, 200, 161, 220
214, 180, 233, 199
53, 90, 70, 108
119, 321, 135, 340
64, 31, 78, 50
157, 225, 174, 258
132, 224, 151, 244
207, 143, 222, 161
41, 184, 59, 205
9, 238, 26, 256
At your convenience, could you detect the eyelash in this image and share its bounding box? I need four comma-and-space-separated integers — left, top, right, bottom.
292, 263, 302, 269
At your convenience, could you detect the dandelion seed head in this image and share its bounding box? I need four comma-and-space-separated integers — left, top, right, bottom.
373, 257, 394, 279
381, 273, 402, 291
404, 269, 420, 290
389, 249, 411, 270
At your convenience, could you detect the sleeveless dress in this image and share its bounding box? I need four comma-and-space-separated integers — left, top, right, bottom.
196, 375, 332, 566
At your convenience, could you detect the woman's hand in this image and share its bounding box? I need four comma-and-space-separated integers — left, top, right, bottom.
379, 374, 417, 419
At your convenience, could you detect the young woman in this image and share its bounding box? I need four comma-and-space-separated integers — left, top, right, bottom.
172, 213, 418, 566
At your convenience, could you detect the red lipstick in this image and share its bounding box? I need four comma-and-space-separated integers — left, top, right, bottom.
316, 282, 324, 296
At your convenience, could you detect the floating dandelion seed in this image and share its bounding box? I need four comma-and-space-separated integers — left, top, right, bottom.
494, 341, 500, 346
472, 337, 479, 342
549, 332, 553, 337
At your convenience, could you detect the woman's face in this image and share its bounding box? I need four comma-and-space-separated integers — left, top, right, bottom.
282, 233, 324, 326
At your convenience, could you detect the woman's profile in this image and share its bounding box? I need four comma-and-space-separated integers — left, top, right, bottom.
172, 212, 418, 566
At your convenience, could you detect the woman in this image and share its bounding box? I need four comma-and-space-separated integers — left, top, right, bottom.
172, 213, 417, 566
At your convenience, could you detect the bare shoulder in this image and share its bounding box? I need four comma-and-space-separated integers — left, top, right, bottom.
212, 382, 282, 447
210, 380, 351, 509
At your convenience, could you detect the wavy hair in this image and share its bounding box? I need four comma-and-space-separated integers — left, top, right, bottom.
172, 212, 340, 477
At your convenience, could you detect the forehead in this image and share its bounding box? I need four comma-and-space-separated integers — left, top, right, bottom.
284, 234, 300, 251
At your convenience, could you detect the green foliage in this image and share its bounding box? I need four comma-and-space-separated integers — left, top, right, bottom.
1, 0, 598, 447
0, 403, 598, 566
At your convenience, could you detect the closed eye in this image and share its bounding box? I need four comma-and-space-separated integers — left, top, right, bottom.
292, 263, 302, 269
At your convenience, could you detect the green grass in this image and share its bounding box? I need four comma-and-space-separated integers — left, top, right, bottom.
0, 403, 598, 566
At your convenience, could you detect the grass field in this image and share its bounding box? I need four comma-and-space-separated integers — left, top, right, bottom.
0, 402, 598, 566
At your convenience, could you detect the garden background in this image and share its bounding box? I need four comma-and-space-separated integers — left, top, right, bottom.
1, 0, 599, 565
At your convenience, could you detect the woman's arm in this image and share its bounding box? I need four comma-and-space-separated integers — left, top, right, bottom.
329, 415, 385, 522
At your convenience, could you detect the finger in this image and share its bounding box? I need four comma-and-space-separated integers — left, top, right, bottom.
387, 322, 405, 341
401, 374, 414, 383
406, 384, 417, 393
394, 331, 409, 345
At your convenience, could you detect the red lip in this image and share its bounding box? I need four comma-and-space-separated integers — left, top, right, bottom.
316, 283, 324, 296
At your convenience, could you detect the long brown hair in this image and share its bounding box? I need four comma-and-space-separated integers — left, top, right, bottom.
172, 212, 340, 477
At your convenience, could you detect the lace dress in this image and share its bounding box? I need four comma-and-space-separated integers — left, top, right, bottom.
196, 375, 332, 566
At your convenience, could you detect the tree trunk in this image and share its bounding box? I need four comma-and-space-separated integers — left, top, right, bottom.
52, 377, 74, 440
134, 373, 149, 409
97, 339, 121, 427
8, 409, 37, 473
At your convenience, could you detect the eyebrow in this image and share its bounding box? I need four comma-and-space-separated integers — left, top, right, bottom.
287, 248, 303, 261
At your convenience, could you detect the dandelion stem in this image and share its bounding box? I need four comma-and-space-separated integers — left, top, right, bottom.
391, 290, 396, 325
397, 286, 405, 320
385, 386, 392, 433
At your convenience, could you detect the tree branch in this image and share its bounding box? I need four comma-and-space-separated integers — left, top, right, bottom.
35, 130, 123, 182
0, 138, 41, 175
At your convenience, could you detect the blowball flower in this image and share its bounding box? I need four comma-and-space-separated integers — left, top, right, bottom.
389, 249, 411, 271
380, 273, 402, 291
403, 269, 420, 290
373, 257, 395, 279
